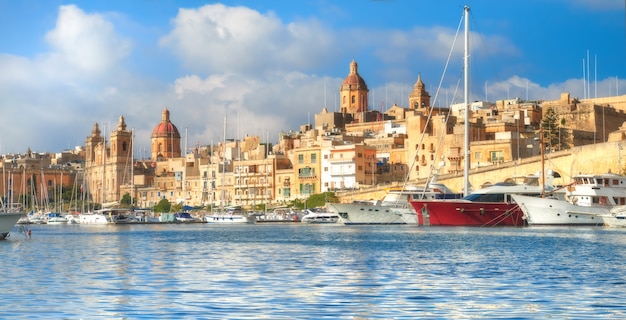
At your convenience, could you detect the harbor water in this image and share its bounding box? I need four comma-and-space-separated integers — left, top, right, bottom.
2, 223, 626, 319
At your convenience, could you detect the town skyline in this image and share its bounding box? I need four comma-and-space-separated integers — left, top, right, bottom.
1, 1, 624, 155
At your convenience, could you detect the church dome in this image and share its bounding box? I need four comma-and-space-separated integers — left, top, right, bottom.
341, 60, 368, 90
151, 108, 181, 138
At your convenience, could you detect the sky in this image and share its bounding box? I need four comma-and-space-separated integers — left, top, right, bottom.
0, 0, 624, 157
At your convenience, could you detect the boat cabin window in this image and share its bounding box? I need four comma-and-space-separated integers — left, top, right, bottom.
464, 193, 505, 202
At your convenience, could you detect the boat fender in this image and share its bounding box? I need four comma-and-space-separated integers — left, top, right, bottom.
480, 208, 485, 216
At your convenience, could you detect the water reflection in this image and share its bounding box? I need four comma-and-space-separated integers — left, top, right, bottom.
2, 224, 626, 318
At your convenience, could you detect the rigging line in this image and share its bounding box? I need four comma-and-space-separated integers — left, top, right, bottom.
466, 8, 506, 99
418, 76, 463, 200
398, 10, 465, 201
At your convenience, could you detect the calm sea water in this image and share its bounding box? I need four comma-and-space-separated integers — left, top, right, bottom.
1, 222, 626, 319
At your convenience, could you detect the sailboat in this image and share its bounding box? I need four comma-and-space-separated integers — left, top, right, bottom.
409, 6, 555, 227
205, 114, 256, 224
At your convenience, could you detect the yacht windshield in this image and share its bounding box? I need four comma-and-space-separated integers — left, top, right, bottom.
464, 193, 505, 202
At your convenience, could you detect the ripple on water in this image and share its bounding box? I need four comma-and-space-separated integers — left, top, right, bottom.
2, 224, 626, 318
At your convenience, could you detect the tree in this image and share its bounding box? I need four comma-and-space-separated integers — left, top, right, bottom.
541, 107, 569, 151
120, 193, 132, 207
154, 198, 171, 213
304, 192, 338, 208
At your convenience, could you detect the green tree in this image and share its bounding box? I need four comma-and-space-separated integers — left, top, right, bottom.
541, 107, 569, 151
120, 193, 132, 207
304, 192, 338, 208
154, 198, 171, 213
171, 203, 183, 212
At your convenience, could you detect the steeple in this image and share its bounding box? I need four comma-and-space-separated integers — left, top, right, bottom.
409, 73, 431, 110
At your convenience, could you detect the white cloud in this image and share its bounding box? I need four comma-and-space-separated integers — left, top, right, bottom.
0, 3, 622, 156
45, 5, 131, 75
159, 4, 337, 74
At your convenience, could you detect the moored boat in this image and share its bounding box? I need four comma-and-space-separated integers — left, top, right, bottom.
601, 205, 626, 228
174, 212, 201, 223
329, 182, 461, 225
301, 208, 339, 224
79, 208, 143, 224
0, 212, 24, 240
205, 206, 256, 224
45, 212, 69, 224
411, 171, 556, 227
514, 173, 626, 226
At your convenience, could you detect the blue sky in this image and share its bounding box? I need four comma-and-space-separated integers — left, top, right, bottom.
0, 0, 624, 155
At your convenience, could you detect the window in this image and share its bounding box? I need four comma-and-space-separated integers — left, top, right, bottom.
311, 153, 317, 163
490, 151, 504, 162
298, 154, 304, 164
324, 167, 328, 172
475, 152, 482, 160
324, 154, 328, 159
358, 153, 363, 158
352, 95, 355, 103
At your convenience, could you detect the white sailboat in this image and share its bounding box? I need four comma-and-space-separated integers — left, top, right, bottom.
205, 114, 255, 224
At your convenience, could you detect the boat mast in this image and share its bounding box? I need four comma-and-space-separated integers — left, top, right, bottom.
539, 127, 546, 198
222, 113, 226, 212
131, 128, 134, 209
463, 5, 471, 197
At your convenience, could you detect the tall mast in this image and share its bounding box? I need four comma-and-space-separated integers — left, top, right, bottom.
101, 124, 106, 206
463, 5, 471, 197
222, 113, 226, 211
131, 128, 134, 209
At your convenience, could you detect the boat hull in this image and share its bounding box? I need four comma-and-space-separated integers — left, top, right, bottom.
78, 214, 111, 225
513, 194, 606, 226
205, 214, 255, 224
328, 203, 415, 225
0, 213, 24, 239
411, 200, 526, 226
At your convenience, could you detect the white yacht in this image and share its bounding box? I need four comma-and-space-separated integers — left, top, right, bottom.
79, 208, 133, 224
513, 173, 626, 226
44, 212, 69, 224
328, 182, 461, 225
300, 208, 339, 224
601, 205, 626, 227
205, 206, 256, 224
0, 212, 24, 239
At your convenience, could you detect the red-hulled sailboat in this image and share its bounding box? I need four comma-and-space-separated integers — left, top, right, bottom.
411, 172, 555, 226
410, 6, 555, 227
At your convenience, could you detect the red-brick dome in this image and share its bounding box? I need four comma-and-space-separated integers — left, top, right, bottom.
151, 108, 181, 138
341, 60, 368, 90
